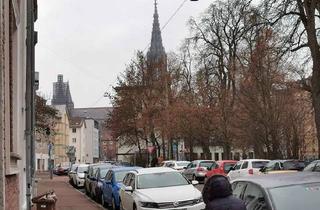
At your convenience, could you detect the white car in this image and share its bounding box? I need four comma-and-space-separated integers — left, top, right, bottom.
120, 167, 205, 210
227, 159, 269, 181
162, 160, 191, 171
72, 164, 89, 188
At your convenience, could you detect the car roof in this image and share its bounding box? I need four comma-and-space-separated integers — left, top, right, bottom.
233, 172, 320, 189
77, 164, 89, 167
193, 160, 215, 163
239, 159, 270, 162
134, 167, 176, 174
111, 167, 141, 172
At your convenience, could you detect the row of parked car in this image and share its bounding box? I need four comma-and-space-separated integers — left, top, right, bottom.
162, 159, 320, 182
161, 159, 320, 210
67, 161, 206, 210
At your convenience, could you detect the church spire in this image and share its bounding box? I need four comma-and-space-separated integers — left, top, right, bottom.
147, 0, 166, 62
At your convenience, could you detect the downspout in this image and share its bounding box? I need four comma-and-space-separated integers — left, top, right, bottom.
26, 0, 37, 209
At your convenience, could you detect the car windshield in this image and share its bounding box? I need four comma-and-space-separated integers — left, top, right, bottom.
137, 172, 189, 189
270, 183, 320, 210
115, 171, 130, 182
176, 162, 189, 167
77, 166, 88, 173
224, 163, 236, 173
199, 161, 215, 168
283, 161, 305, 170
252, 161, 269, 168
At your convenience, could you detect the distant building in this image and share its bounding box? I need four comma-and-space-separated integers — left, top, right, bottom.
51, 74, 74, 111
71, 107, 114, 161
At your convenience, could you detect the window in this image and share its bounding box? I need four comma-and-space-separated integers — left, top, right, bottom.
304, 162, 317, 172
232, 182, 246, 198
72, 138, 76, 143
105, 171, 113, 181
314, 163, 320, 172
123, 173, 133, 186
234, 161, 243, 170
241, 161, 248, 169
214, 153, 220, 161
243, 183, 268, 210
72, 128, 77, 133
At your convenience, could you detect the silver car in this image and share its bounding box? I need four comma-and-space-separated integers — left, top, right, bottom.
182, 160, 216, 182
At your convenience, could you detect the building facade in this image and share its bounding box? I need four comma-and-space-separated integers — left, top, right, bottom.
0, 0, 37, 209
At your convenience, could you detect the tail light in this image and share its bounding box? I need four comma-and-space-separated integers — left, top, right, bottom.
248, 169, 253, 175
197, 167, 205, 172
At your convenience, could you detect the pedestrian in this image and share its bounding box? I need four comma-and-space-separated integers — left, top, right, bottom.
202, 175, 246, 210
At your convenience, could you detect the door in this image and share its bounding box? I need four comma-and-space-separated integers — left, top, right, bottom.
239, 161, 249, 177
104, 171, 113, 204
229, 161, 243, 180
242, 183, 269, 210
187, 162, 197, 179
122, 173, 134, 210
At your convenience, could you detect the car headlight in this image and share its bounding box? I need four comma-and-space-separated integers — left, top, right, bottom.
139, 201, 159, 208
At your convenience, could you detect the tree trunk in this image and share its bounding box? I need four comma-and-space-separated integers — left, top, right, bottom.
311, 65, 320, 159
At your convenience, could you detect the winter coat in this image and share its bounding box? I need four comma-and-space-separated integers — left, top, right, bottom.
202, 175, 247, 210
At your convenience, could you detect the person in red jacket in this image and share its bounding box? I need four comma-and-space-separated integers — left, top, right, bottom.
202, 175, 247, 210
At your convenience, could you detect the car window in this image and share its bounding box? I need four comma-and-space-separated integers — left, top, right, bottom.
274, 162, 281, 170
304, 162, 317, 171
191, 162, 197, 168
241, 161, 248, 169
129, 174, 135, 189
234, 161, 243, 170
224, 163, 236, 173
252, 161, 269, 169
105, 171, 113, 181
232, 182, 247, 198
314, 163, 320, 172
165, 162, 172, 167
123, 174, 130, 186
243, 183, 268, 210
186, 163, 192, 169
200, 161, 215, 168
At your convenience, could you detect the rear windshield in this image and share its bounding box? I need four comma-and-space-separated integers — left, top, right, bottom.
200, 161, 215, 168
252, 161, 269, 168
270, 183, 320, 210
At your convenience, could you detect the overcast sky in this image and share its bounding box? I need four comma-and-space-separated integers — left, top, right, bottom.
36, 0, 212, 108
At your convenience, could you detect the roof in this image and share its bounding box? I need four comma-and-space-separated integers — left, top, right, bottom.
239, 159, 270, 162
71, 107, 112, 121
69, 117, 84, 128
110, 167, 141, 172
233, 172, 320, 189
134, 167, 176, 175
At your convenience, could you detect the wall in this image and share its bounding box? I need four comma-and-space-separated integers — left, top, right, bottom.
52, 105, 70, 165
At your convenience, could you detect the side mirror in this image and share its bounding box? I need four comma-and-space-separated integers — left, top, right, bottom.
125, 186, 133, 192
183, 167, 187, 169
191, 180, 199, 185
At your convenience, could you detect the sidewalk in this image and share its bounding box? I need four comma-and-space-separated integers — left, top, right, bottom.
34, 172, 104, 210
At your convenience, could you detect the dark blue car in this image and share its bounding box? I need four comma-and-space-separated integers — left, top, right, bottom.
101, 167, 141, 209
